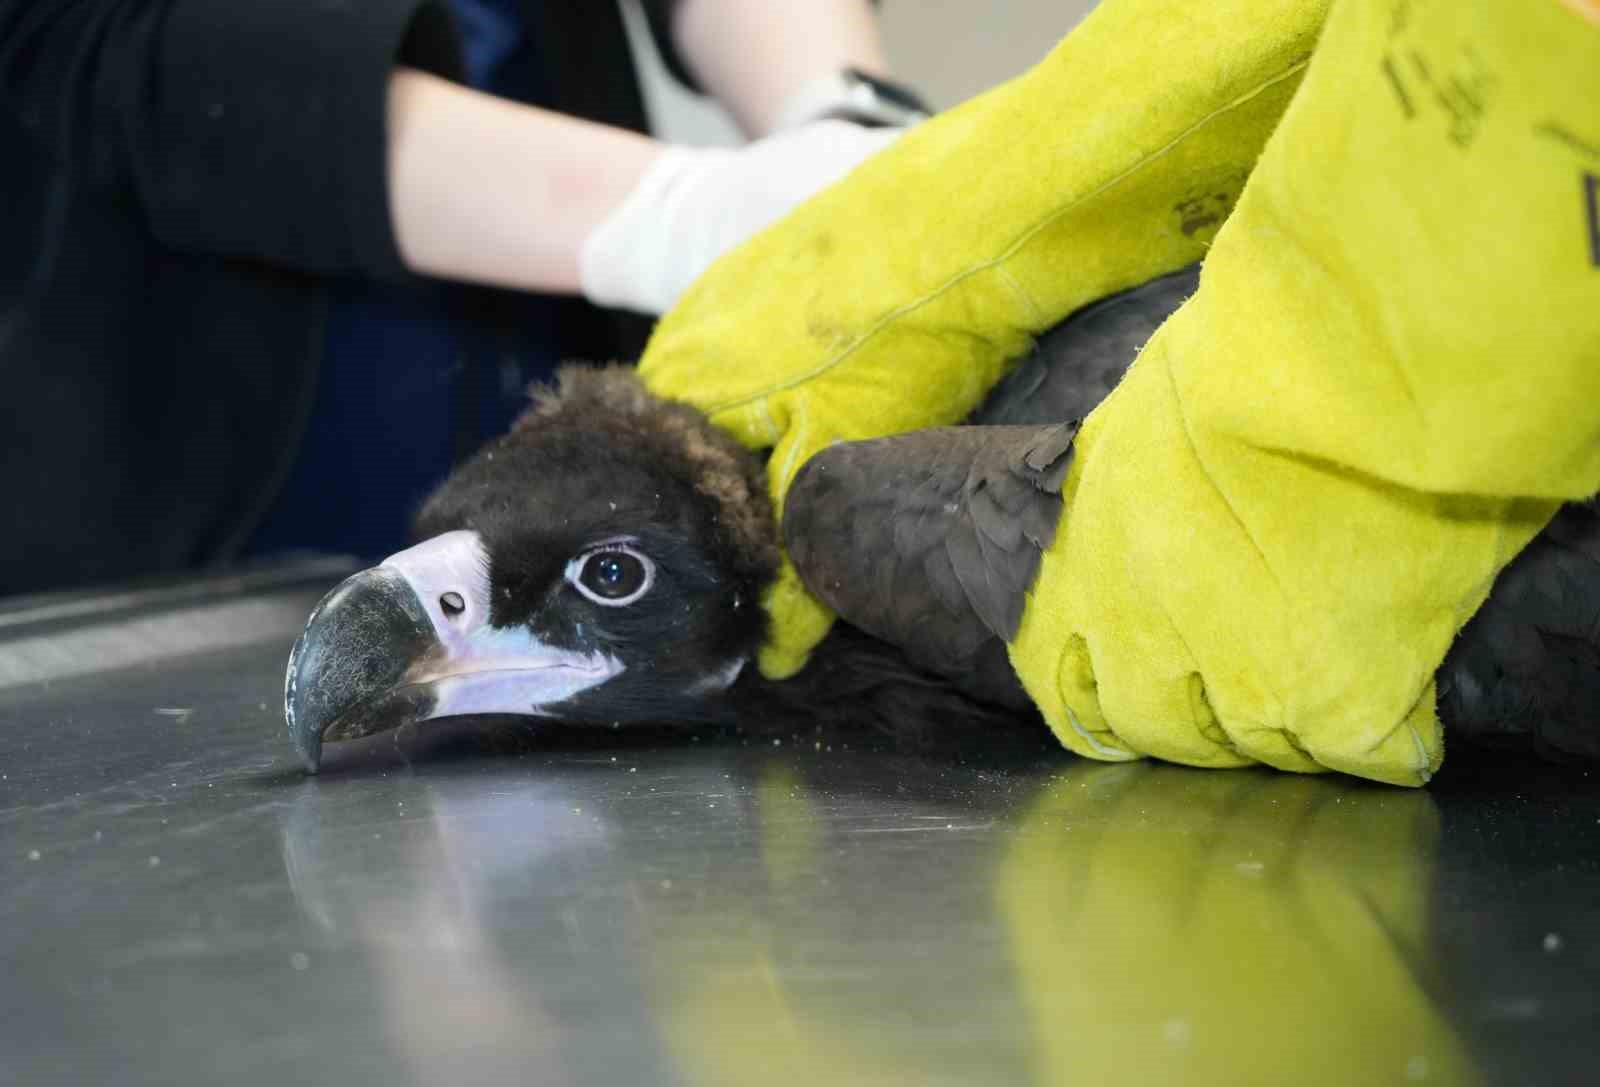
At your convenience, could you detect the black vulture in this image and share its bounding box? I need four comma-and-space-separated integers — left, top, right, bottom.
286, 266, 1600, 771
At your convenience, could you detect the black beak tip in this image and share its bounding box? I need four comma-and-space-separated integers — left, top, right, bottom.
282, 568, 439, 773
284, 629, 326, 773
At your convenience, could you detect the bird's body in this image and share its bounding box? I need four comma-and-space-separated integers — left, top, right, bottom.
286, 265, 1600, 770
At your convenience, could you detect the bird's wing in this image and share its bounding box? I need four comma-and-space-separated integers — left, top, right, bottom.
1438, 499, 1600, 761
782, 266, 1201, 708
785, 424, 1074, 709
972, 263, 1200, 428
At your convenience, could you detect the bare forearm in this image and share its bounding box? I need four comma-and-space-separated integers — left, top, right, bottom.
669, 0, 889, 136
386, 68, 662, 292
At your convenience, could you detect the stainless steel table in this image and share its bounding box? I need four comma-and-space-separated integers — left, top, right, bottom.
2, 563, 1596, 1086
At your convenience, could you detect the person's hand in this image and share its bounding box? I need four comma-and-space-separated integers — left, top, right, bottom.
384, 72, 901, 306
578, 120, 902, 316
638, 0, 1328, 678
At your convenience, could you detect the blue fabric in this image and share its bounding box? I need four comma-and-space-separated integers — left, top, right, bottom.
450, 0, 526, 86
247, 0, 561, 561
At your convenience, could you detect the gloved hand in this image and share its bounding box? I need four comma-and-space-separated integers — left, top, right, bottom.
1009, 0, 1600, 784
579, 120, 902, 316
640, 0, 1331, 679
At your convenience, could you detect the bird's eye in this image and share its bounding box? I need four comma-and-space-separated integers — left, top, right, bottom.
567, 546, 654, 607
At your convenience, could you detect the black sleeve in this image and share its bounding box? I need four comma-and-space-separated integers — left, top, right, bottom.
0, 0, 463, 280
637, 0, 881, 95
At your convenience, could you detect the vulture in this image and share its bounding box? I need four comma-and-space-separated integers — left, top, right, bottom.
286, 266, 1600, 771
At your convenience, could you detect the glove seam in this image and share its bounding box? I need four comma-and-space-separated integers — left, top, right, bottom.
1158, 330, 1294, 728
754, 398, 784, 447
1366, 685, 1438, 784
1405, 722, 1433, 784
697, 56, 1315, 416
1063, 703, 1137, 760
996, 266, 1046, 328
773, 402, 812, 499
1163, 356, 1291, 610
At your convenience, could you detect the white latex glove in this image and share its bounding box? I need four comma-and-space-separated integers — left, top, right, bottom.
578, 120, 901, 315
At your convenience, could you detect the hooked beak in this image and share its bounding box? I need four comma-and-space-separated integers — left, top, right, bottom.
284, 531, 622, 772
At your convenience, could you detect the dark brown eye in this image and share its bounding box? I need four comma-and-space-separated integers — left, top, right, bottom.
569, 547, 654, 606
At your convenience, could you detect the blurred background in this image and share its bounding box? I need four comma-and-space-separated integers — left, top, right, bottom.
623, 0, 1103, 145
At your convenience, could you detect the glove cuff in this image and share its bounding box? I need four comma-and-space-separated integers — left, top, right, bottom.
579, 145, 731, 315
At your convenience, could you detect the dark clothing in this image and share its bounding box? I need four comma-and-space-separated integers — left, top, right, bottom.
239, 251, 572, 564
0, 1, 668, 595
247, 0, 565, 561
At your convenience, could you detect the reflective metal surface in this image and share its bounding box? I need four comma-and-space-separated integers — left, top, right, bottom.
2, 570, 1597, 1086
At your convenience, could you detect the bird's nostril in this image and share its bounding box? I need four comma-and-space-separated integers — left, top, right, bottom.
440, 592, 466, 619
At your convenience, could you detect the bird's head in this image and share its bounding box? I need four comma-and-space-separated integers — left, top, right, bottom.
284, 366, 779, 770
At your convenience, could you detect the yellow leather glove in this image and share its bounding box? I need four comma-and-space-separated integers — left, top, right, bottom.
638, 0, 1331, 678
1010, 0, 1600, 784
